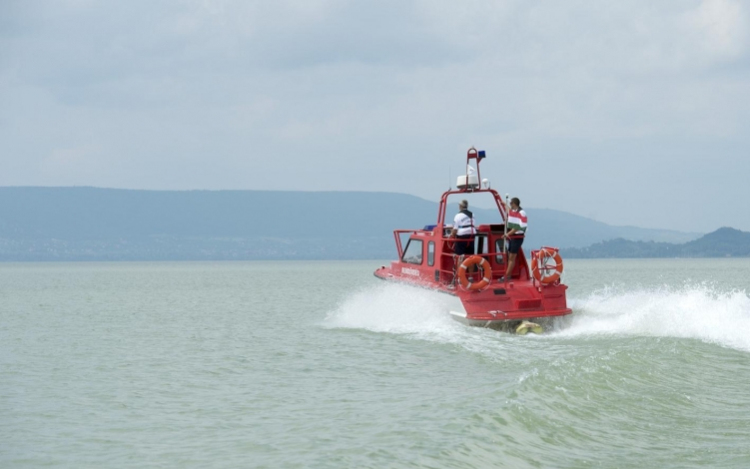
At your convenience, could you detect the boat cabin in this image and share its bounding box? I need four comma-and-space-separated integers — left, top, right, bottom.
396, 219, 530, 288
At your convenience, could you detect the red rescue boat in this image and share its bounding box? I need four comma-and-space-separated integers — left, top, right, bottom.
374, 147, 572, 334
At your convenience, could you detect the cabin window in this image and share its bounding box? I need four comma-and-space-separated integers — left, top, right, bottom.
402, 239, 424, 265
427, 241, 435, 266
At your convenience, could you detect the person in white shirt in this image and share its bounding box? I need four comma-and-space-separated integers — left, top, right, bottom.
450, 200, 476, 257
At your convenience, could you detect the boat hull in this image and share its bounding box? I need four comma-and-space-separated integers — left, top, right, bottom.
374, 265, 572, 326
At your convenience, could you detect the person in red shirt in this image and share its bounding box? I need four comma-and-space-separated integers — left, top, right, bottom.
504, 197, 527, 281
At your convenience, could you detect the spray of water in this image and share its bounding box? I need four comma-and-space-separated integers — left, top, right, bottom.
324, 283, 512, 356
324, 283, 459, 335
325, 282, 750, 353
556, 283, 750, 352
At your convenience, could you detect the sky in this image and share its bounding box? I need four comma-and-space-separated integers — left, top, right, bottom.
1, 0, 749, 233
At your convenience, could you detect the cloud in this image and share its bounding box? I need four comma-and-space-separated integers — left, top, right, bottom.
685, 0, 747, 60
1, 0, 749, 232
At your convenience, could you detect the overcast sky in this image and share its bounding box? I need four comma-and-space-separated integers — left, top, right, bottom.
1, 0, 748, 232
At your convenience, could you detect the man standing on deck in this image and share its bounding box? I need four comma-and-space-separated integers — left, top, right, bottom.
450, 200, 476, 258
504, 197, 527, 281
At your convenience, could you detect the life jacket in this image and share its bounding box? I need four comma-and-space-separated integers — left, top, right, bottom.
455, 209, 476, 236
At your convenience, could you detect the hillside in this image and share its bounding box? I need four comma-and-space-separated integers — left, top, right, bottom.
0, 187, 701, 261
562, 228, 750, 258
521, 208, 697, 250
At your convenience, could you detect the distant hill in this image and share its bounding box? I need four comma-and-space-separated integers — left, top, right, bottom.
519, 208, 698, 250
0, 187, 701, 261
562, 228, 750, 258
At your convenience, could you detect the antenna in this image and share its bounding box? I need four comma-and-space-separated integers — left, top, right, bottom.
448, 165, 451, 190
504, 193, 510, 254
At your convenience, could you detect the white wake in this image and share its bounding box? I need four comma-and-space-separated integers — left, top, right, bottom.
324, 283, 460, 335
555, 284, 750, 352
326, 281, 750, 353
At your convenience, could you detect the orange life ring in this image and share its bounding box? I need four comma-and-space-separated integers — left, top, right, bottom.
532, 247, 564, 284
458, 255, 492, 291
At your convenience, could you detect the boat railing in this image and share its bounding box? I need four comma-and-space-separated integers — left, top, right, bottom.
439, 233, 524, 261
434, 250, 505, 286
438, 233, 527, 284
392, 228, 526, 283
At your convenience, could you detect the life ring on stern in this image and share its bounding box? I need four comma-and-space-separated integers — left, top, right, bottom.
458, 255, 492, 291
532, 247, 564, 284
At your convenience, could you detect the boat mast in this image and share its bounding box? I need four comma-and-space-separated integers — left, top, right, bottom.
437, 147, 507, 228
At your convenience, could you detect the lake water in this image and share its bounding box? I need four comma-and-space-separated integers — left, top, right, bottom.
1, 259, 749, 468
